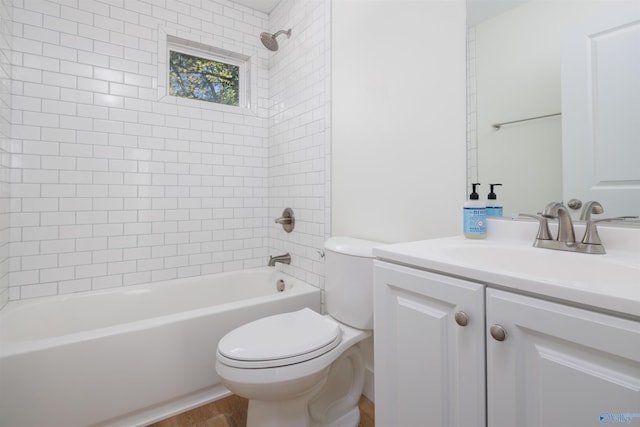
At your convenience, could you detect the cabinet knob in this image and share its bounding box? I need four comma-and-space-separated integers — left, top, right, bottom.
454, 311, 469, 327
490, 324, 507, 341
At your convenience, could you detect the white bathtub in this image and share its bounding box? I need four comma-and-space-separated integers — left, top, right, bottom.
0, 268, 321, 427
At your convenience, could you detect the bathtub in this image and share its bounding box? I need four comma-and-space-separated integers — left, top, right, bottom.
0, 267, 321, 427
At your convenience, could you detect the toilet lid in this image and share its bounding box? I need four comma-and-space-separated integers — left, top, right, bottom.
217, 308, 341, 368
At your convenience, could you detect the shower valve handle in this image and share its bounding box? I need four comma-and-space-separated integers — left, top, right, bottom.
274, 208, 295, 233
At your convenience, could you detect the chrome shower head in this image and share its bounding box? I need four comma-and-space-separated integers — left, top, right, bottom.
260, 28, 292, 51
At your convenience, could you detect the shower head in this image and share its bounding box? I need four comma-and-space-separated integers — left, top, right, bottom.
260, 28, 292, 51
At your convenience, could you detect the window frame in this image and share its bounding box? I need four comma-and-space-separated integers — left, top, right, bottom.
166, 41, 248, 109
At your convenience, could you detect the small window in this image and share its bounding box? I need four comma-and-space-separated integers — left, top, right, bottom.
168, 49, 242, 107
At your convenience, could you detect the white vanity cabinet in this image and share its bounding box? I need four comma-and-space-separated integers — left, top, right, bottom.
374, 260, 640, 427
373, 225, 640, 426
373, 260, 486, 427
487, 288, 640, 427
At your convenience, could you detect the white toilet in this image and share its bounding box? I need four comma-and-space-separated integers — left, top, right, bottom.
215, 237, 380, 427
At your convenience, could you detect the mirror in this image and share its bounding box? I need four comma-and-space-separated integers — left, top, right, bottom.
467, 0, 640, 223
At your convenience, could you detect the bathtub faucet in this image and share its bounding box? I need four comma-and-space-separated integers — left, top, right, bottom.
268, 253, 291, 267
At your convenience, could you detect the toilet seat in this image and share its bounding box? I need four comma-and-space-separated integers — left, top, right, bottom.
217, 308, 341, 369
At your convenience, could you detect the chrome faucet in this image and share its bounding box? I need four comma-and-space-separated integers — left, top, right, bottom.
268, 253, 291, 267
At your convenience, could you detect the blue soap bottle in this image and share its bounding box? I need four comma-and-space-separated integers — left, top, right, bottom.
486, 184, 503, 217
463, 183, 486, 239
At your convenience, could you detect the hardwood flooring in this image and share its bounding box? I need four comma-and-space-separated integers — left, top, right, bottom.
148, 394, 374, 427
357, 395, 375, 427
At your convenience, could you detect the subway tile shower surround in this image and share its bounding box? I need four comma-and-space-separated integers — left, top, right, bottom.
6, 0, 330, 302
0, 0, 11, 309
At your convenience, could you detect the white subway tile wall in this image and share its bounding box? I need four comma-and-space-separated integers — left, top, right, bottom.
8, 0, 330, 300
0, 0, 11, 309
467, 27, 478, 189
268, 0, 330, 290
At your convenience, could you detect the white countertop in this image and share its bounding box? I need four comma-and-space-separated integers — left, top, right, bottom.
373, 219, 640, 319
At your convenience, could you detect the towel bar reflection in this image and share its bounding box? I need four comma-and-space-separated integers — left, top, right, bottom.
492, 112, 561, 130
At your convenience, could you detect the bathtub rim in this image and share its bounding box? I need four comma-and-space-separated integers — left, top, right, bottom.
0, 267, 319, 358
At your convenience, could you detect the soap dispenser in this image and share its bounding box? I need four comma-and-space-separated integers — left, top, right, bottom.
486, 184, 503, 217
464, 183, 486, 239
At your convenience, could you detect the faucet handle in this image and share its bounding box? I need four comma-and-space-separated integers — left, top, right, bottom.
274, 208, 295, 233
579, 201, 604, 221
582, 216, 639, 245
517, 213, 553, 241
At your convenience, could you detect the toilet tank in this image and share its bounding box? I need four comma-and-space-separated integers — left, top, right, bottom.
324, 237, 381, 330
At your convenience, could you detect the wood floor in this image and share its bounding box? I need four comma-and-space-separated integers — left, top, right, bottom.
148, 394, 374, 427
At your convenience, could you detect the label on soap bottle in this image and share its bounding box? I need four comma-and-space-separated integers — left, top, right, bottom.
486, 206, 503, 217
463, 207, 486, 237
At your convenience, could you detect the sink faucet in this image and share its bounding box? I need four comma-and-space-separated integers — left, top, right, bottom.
268, 253, 291, 267
541, 202, 575, 243
530, 201, 637, 254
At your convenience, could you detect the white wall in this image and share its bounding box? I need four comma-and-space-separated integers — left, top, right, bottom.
332, 0, 467, 244
0, 0, 11, 309
475, 2, 565, 216
331, 0, 467, 403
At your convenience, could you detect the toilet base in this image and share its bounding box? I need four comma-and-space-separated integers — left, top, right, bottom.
246, 394, 361, 427
245, 345, 365, 427
322, 407, 360, 427
246, 385, 322, 427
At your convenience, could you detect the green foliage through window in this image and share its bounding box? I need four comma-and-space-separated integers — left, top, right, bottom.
169, 50, 240, 106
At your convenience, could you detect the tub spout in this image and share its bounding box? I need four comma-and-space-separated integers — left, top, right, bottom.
268, 253, 291, 267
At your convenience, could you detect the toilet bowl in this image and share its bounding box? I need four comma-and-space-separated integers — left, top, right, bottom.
215, 237, 381, 427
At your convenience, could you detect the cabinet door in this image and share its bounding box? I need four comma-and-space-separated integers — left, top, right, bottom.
374, 261, 486, 427
487, 288, 640, 427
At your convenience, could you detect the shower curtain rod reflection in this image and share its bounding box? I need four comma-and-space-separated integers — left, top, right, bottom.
492, 112, 562, 130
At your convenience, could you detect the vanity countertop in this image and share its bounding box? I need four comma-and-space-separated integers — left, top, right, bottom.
373, 219, 640, 319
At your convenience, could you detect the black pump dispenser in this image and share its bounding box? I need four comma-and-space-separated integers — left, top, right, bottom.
487, 183, 503, 217
469, 183, 480, 200
488, 183, 502, 201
